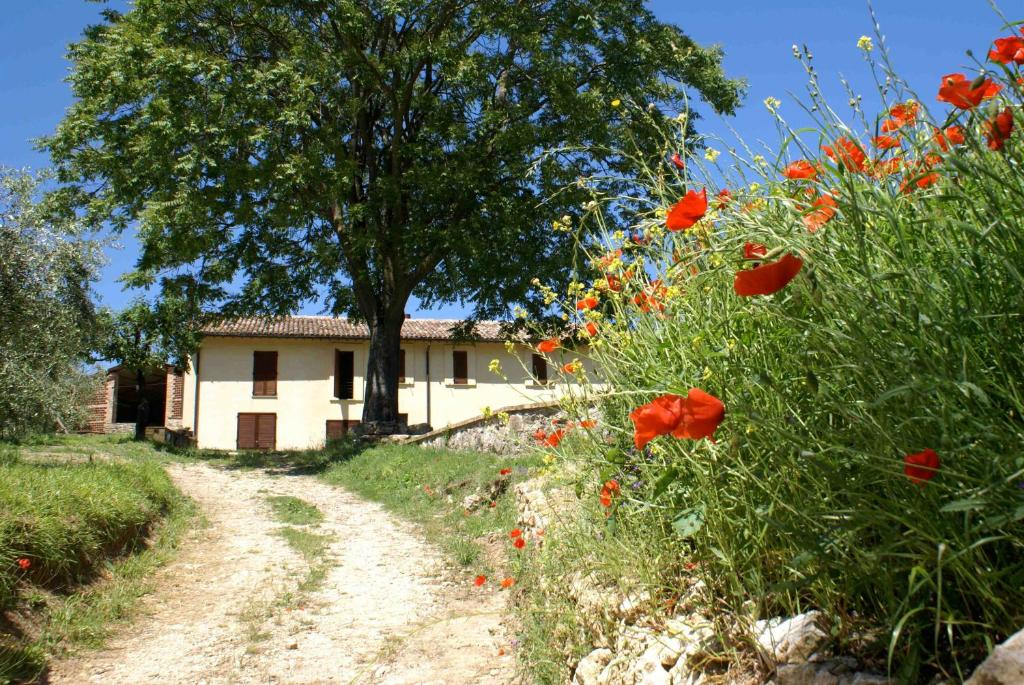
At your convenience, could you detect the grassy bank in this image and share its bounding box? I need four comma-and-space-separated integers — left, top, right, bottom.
319, 442, 538, 574
0, 441, 191, 683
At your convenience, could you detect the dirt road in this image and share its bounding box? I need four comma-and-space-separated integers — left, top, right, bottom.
46, 463, 517, 685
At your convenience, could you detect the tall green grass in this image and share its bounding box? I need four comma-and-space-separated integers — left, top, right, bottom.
0, 444, 185, 682
529, 23, 1024, 682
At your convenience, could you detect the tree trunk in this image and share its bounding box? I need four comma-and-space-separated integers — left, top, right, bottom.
360, 306, 407, 434
134, 367, 150, 441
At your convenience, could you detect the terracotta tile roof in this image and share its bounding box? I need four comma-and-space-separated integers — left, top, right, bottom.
201, 316, 511, 342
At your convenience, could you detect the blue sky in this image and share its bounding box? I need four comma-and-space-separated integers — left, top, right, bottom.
0, 1, 1012, 317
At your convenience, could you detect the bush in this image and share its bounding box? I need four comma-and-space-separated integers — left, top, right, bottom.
529, 25, 1024, 682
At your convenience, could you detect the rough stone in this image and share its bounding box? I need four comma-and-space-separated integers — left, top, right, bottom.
667, 659, 705, 685
461, 493, 486, 511
652, 635, 686, 668
617, 591, 652, 624
631, 647, 672, 685
574, 649, 614, 685
966, 626, 1024, 685
773, 661, 891, 685
755, 611, 830, 664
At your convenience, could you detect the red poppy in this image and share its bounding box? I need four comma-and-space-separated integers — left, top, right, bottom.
802, 194, 837, 233
989, 34, 1024, 65
743, 242, 768, 259
666, 188, 708, 231
599, 273, 624, 293
537, 338, 559, 353
498, 648, 506, 656
474, 575, 487, 586
489, 501, 497, 508
499, 468, 512, 476
510, 528, 523, 539
670, 152, 686, 170
584, 322, 599, 337
900, 169, 940, 193
823, 138, 866, 172
17, 558, 30, 571
599, 479, 621, 507
880, 119, 902, 133
936, 73, 1002, 110
597, 249, 623, 270
872, 157, 903, 179
872, 135, 900, 150
561, 361, 578, 373
576, 297, 599, 311
629, 389, 725, 449
985, 108, 1014, 151
889, 101, 920, 125
533, 429, 547, 443
904, 449, 941, 486
579, 419, 597, 429
544, 429, 566, 448
783, 160, 819, 180
633, 280, 667, 314
501, 577, 516, 589
734, 254, 804, 297
513, 537, 526, 549
933, 126, 965, 151
715, 188, 731, 208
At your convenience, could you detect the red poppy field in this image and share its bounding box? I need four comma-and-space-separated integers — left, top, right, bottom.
517, 24, 1024, 683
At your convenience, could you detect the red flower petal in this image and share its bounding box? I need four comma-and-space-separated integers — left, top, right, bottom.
501, 577, 516, 589
510, 528, 522, 538
985, 108, 1014, 151
823, 137, 866, 172
743, 242, 768, 259
802, 194, 837, 233
474, 575, 487, 586
513, 537, 526, 549
537, 338, 559, 353
666, 189, 708, 231
783, 160, 819, 180
734, 254, 804, 296
629, 394, 686, 449
670, 389, 725, 441
575, 297, 599, 311
670, 152, 686, 170
936, 73, 1002, 110
584, 322, 599, 337
499, 468, 512, 476
904, 449, 941, 486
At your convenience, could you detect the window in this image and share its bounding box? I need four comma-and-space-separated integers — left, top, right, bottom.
531, 353, 549, 385
252, 351, 278, 397
335, 350, 354, 399
398, 349, 407, 384
326, 419, 360, 441
238, 413, 276, 450
398, 412, 408, 425
452, 350, 469, 385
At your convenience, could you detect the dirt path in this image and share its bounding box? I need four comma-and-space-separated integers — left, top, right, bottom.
46, 463, 517, 685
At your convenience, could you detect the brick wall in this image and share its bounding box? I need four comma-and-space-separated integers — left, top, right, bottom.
165, 368, 184, 429
84, 375, 115, 434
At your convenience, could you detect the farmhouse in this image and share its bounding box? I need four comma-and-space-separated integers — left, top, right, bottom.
87, 316, 589, 450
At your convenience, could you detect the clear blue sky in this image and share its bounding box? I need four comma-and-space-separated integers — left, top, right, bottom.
0, 1, 1011, 316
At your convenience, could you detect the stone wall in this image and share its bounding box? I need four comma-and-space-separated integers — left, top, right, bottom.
407, 400, 564, 454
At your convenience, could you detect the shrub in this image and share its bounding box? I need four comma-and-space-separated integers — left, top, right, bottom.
528, 24, 1024, 682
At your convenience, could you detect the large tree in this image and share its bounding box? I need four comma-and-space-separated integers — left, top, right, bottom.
47, 0, 742, 429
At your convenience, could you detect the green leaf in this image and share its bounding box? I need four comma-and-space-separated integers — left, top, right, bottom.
651, 467, 679, 499
940, 498, 988, 513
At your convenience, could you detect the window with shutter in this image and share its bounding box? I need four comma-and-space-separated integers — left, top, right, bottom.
398, 349, 406, 383
252, 351, 278, 396
238, 413, 276, 450
327, 420, 360, 440
237, 413, 257, 449
532, 354, 549, 385
452, 350, 468, 384
335, 350, 355, 399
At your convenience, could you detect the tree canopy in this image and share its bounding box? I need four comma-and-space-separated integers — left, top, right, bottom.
47, 0, 744, 427
0, 169, 103, 438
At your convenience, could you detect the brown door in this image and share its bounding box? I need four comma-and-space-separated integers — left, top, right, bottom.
238, 413, 276, 450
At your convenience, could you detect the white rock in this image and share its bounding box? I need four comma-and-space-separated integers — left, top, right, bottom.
967, 627, 1024, 685
756, 611, 829, 664
617, 591, 652, 624
667, 657, 705, 685
631, 647, 672, 685
574, 648, 614, 685
652, 635, 686, 668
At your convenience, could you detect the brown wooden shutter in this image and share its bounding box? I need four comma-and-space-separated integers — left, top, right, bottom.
256, 413, 276, 450
532, 354, 548, 385
327, 419, 360, 440
335, 351, 355, 399
398, 349, 406, 383
453, 350, 468, 384
252, 351, 278, 396
237, 413, 257, 449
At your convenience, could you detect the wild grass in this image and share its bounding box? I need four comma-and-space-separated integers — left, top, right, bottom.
266, 496, 324, 526
521, 20, 1024, 683
320, 443, 539, 575
0, 441, 190, 683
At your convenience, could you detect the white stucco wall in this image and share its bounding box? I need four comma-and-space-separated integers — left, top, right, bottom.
189, 336, 595, 451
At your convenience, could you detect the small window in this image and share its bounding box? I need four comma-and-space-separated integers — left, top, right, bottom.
252, 351, 278, 397
238, 413, 276, 450
398, 413, 408, 425
398, 349, 407, 384
532, 353, 549, 385
453, 350, 469, 385
335, 350, 355, 399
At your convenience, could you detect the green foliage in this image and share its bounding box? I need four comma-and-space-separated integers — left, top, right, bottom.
0, 168, 104, 439
0, 449, 187, 682
536, 36, 1024, 682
